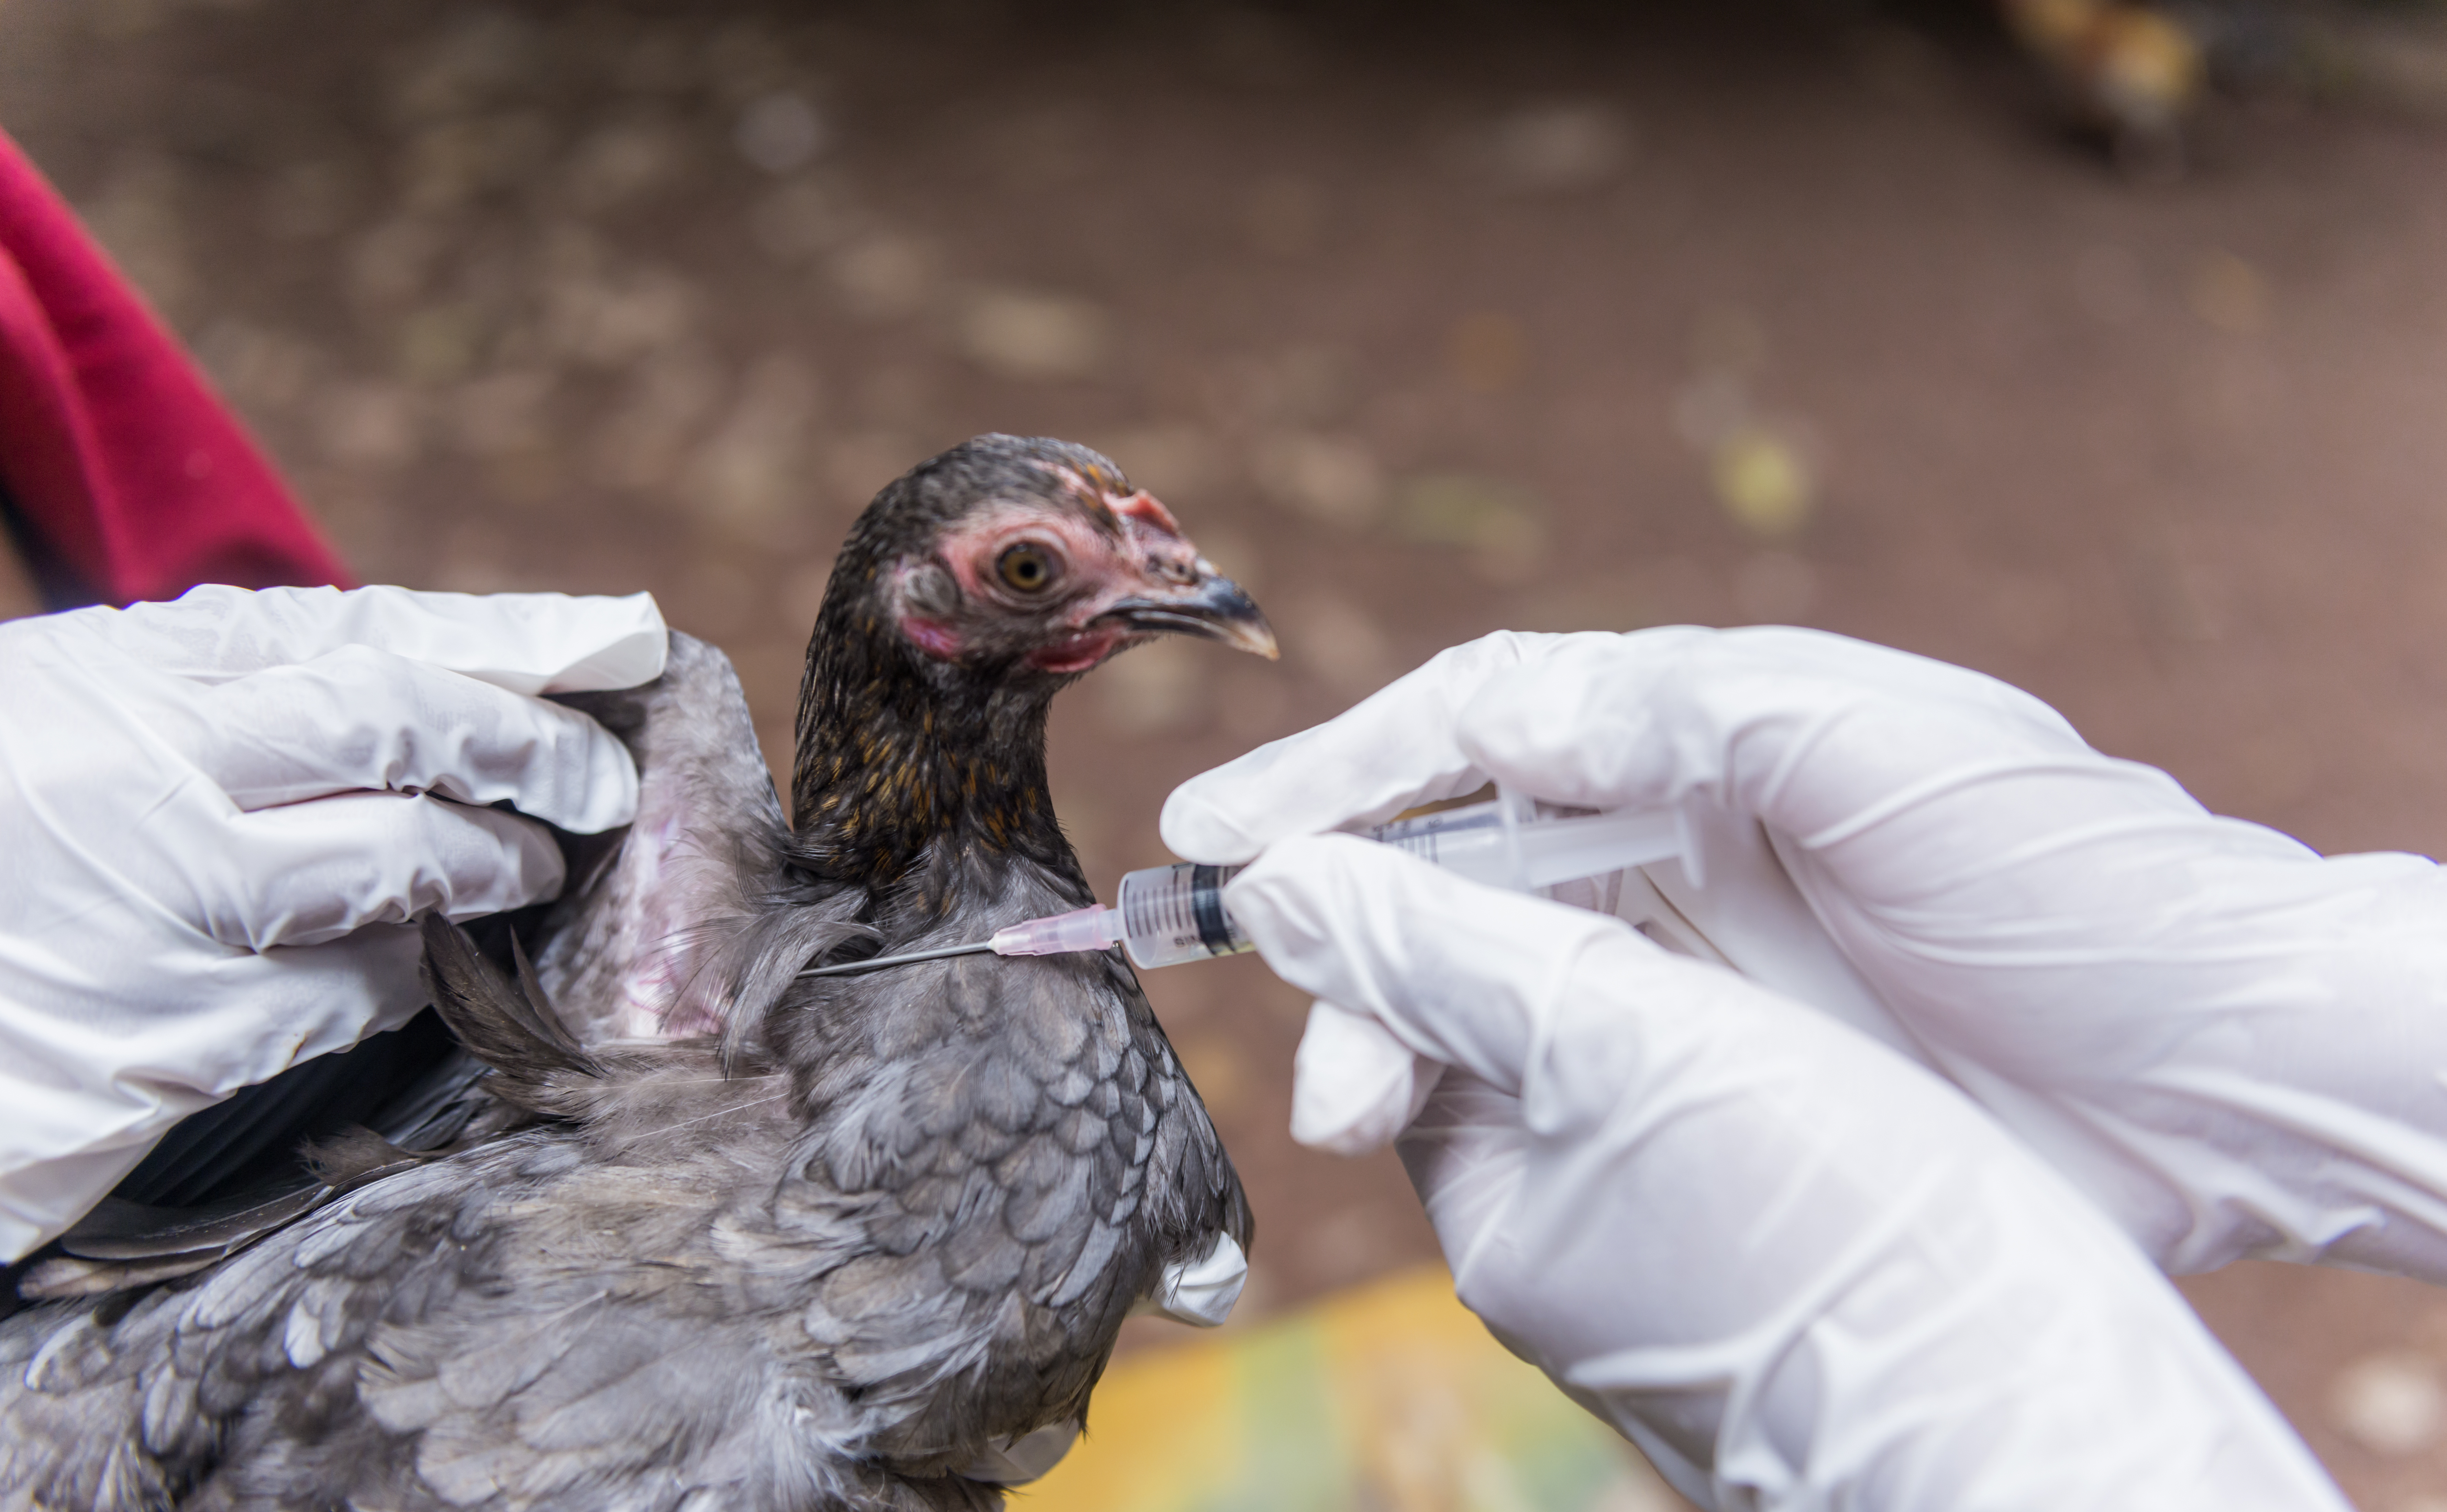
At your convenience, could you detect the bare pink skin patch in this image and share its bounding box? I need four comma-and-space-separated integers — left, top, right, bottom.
1108, 488, 1182, 537
897, 614, 964, 660
1025, 627, 1129, 674
890, 479, 1219, 669
929, 502, 1127, 607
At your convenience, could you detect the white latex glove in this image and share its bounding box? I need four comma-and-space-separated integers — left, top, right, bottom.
1167, 627, 2447, 1281
1158, 627, 2422, 1509
1222, 835, 2347, 1510
0, 583, 667, 1261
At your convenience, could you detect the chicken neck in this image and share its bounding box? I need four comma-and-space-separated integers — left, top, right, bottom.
786, 597, 1078, 903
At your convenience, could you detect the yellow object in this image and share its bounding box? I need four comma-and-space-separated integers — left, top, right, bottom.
1998, 0, 2204, 135
1446, 313, 1530, 393
1022, 1266, 1687, 1512
1394, 474, 1548, 584
1710, 427, 1814, 540
2090, 7, 2205, 131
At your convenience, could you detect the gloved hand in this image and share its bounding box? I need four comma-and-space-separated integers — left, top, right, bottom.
1158, 626, 2432, 1509
0, 583, 666, 1260
1224, 834, 2346, 1510
1165, 627, 2447, 1279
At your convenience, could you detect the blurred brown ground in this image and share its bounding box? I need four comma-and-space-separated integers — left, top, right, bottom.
10, 0, 2447, 1503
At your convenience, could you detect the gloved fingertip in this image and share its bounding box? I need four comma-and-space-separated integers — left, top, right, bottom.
538, 592, 670, 693
1291, 1000, 1439, 1156
1158, 783, 1265, 864
572, 721, 644, 834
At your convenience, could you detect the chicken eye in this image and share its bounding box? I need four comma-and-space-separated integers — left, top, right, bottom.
997, 543, 1060, 594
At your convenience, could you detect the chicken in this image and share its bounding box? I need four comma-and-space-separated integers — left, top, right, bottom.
0, 434, 1269, 1510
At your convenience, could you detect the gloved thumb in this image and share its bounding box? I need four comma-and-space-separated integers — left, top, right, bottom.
1225, 833, 1640, 1100
1291, 999, 1443, 1155
1444, 626, 1774, 815
1451, 625, 2093, 821
1161, 631, 1609, 862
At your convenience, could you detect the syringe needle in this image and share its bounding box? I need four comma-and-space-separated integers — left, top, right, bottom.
798, 940, 997, 978
797, 904, 1125, 979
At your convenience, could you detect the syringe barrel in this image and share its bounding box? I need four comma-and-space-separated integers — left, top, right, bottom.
1115, 863, 1252, 970
1364, 813, 1520, 889
1111, 793, 1686, 972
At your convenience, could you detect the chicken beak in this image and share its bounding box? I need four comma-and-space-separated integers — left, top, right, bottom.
1102, 575, 1280, 660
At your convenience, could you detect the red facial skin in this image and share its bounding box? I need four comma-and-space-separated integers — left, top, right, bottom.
898, 615, 965, 660
891, 472, 1211, 674
1023, 628, 1127, 675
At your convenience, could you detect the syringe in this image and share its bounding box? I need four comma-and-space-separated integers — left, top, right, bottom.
799, 789, 1693, 978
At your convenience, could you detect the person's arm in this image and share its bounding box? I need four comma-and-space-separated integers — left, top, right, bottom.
0, 583, 664, 1259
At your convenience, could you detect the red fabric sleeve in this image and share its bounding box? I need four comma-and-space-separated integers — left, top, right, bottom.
0, 129, 351, 606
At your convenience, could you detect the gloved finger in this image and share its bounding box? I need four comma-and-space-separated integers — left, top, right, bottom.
1391, 1066, 1529, 1268
1284, 873, 2352, 1510
1447, 623, 2447, 1294
0, 921, 430, 1259
1226, 833, 1640, 1095
1290, 999, 1444, 1156
1231, 830, 2349, 1508
154, 643, 640, 831
79, 583, 667, 694
1161, 631, 1623, 863
1453, 624, 2111, 838
179, 791, 568, 950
